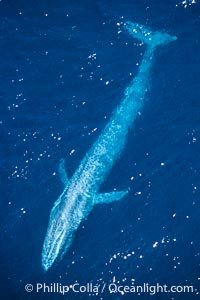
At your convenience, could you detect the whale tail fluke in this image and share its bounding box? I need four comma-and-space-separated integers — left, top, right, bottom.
125, 21, 177, 49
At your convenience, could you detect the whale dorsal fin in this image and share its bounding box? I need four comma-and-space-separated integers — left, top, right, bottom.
93, 190, 128, 206
58, 158, 69, 186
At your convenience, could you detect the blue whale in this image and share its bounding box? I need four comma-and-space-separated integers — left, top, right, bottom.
42, 21, 177, 271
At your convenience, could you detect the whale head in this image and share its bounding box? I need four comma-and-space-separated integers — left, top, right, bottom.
41, 188, 87, 271
41, 209, 73, 271
42, 194, 79, 271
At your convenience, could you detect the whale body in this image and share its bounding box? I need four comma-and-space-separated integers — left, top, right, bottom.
42, 21, 177, 271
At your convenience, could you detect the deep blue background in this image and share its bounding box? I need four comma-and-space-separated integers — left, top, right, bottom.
1, 0, 200, 299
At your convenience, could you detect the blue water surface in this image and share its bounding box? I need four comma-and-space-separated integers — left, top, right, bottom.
1, 0, 200, 299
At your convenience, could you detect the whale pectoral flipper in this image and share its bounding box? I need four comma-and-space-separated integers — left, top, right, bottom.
58, 158, 69, 186
93, 190, 129, 206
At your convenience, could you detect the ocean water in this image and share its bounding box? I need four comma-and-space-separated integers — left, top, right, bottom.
1, 0, 200, 299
